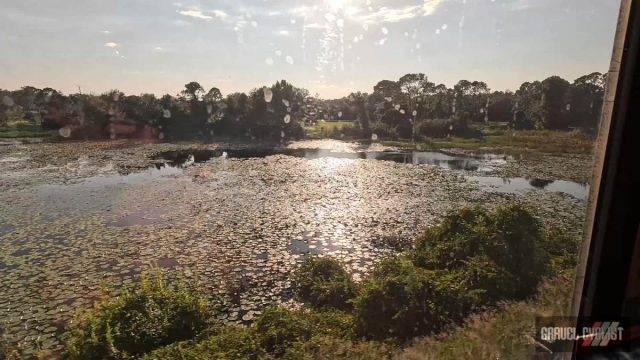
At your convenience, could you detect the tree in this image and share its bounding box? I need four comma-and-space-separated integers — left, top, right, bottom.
348, 92, 371, 139
540, 76, 571, 130
570, 72, 605, 132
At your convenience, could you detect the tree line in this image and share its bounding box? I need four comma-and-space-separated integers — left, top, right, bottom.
0, 72, 605, 141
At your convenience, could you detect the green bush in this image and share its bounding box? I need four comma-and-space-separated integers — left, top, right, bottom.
353, 257, 470, 342
142, 326, 265, 360
412, 205, 549, 304
292, 257, 358, 311
370, 122, 399, 140
255, 307, 354, 356
415, 119, 482, 139
65, 274, 212, 359
541, 227, 581, 273
282, 336, 392, 360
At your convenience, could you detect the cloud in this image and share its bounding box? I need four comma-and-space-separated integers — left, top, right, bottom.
178, 9, 213, 20
212, 10, 228, 20
104, 42, 118, 48
352, 0, 443, 24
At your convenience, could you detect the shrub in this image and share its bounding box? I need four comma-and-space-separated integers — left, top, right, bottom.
353, 257, 470, 342
292, 257, 358, 311
142, 326, 265, 360
415, 119, 482, 139
370, 122, 399, 140
282, 336, 392, 360
412, 205, 549, 305
255, 307, 354, 356
540, 227, 581, 273
65, 273, 212, 359
396, 273, 575, 360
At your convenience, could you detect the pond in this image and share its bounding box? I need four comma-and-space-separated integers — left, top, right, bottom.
152, 148, 588, 200
0, 140, 589, 353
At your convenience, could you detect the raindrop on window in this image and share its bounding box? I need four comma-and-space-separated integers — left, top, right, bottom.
371, 133, 378, 141
163, 109, 171, 118
381, 27, 389, 35
264, 88, 273, 103
400, 109, 406, 114
2, 95, 14, 107
282, 99, 290, 107
394, 104, 401, 111
284, 114, 291, 124
338, 111, 342, 118
286, 56, 294, 64
412, 110, 418, 116
59, 127, 71, 138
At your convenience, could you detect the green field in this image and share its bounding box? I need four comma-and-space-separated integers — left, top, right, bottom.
0, 122, 55, 139
304, 120, 355, 139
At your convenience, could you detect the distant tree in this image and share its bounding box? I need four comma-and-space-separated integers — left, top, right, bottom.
487, 91, 515, 123
349, 92, 372, 139
514, 81, 543, 129
540, 76, 571, 130
569, 72, 605, 133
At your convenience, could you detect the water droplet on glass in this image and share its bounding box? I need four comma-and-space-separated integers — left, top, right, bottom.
264, 88, 273, 102
400, 109, 406, 114
394, 104, 401, 111
58, 127, 71, 138
379, 38, 386, 45
163, 109, 171, 118
285, 56, 294, 64
158, 132, 165, 140
284, 114, 291, 124
385, 97, 392, 102
338, 111, 342, 118
381, 27, 389, 35
371, 133, 378, 141
282, 99, 290, 107
275, 50, 283, 56
2, 95, 14, 107
280, 130, 285, 138
412, 110, 418, 116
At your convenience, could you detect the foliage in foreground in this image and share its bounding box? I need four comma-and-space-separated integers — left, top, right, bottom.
58, 203, 579, 359
353, 257, 471, 341
292, 257, 358, 311
412, 204, 549, 304
145, 307, 369, 359
64, 274, 212, 359
349, 204, 552, 342
396, 272, 575, 360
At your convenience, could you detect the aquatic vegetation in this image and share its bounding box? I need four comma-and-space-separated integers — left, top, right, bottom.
64, 273, 212, 359
292, 257, 358, 311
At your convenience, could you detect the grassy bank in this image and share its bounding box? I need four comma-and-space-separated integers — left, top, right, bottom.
304, 120, 356, 139
382, 129, 594, 155
0, 122, 54, 139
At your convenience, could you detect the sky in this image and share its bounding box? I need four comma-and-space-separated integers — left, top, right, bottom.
0, 0, 621, 99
